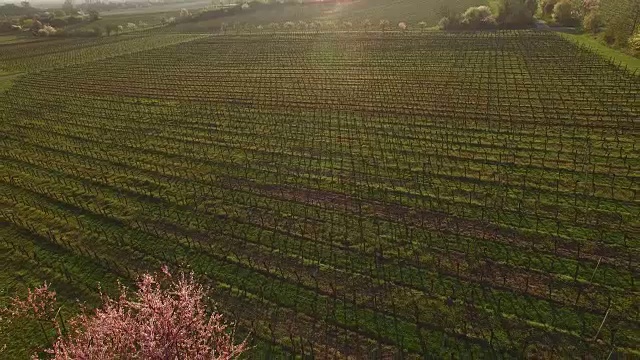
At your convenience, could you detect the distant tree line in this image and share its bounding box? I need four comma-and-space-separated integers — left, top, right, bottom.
599, 0, 640, 48
438, 0, 639, 53
0, 0, 100, 37
541, 0, 639, 52
0, 3, 39, 17
439, 0, 538, 30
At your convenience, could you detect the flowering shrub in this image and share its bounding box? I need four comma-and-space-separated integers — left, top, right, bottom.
6, 282, 57, 321
4, 268, 247, 360
631, 30, 640, 52
461, 6, 497, 29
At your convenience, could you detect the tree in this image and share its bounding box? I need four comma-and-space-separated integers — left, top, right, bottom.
540, 0, 559, 17
462, 5, 497, 29
553, 0, 577, 25
3, 268, 248, 359
631, 28, 640, 51
361, 18, 372, 31
88, 9, 100, 21
62, 0, 73, 13
105, 23, 118, 35
582, 8, 602, 32
379, 19, 390, 31
600, 0, 640, 45
490, 0, 538, 27
20, 0, 30, 8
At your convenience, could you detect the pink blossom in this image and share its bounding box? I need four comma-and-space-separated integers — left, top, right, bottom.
5, 269, 247, 360
7, 282, 57, 322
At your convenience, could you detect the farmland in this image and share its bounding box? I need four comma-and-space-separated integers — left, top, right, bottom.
1, 7, 639, 359
165, 0, 480, 33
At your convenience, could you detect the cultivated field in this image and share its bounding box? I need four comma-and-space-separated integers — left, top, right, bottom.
167, 0, 480, 33
0, 18, 638, 360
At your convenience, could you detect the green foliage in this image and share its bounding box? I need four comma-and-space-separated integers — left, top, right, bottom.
552, 0, 578, 26
441, 0, 534, 30
21, 18, 33, 28
600, 0, 640, 46
89, 10, 101, 22
50, 17, 68, 28
0, 3, 38, 16
441, 5, 497, 30
437, 16, 455, 29
66, 16, 84, 25
582, 10, 602, 33
62, 0, 74, 13
461, 6, 497, 28
104, 23, 118, 36
490, 0, 538, 28
631, 30, 640, 52
539, 0, 559, 17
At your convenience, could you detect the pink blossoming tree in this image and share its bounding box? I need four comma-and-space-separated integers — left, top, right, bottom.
4, 267, 248, 360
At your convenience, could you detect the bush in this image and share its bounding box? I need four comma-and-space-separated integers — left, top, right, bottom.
539, 0, 559, 17
105, 23, 118, 35
439, 5, 498, 30
49, 17, 67, 28
0, 3, 38, 16
631, 31, 640, 52
21, 18, 33, 28
66, 16, 83, 25
582, 10, 602, 33
491, 0, 538, 28
438, 16, 453, 30
552, 0, 578, 26
68, 28, 100, 37
379, 19, 390, 31
602, 24, 630, 47
37, 24, 56, 35
88, 9, 100, 22
461, 5, 497, 29
438, 14, 465, 30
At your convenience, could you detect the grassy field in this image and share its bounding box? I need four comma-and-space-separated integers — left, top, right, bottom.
0, 34, 207, 73
166, 0, 480, 32
559, 32, 640, 74
0, 2, 639, 358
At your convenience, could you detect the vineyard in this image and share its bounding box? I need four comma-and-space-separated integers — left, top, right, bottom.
0, 30, 639, 358
0, 34, 207, 73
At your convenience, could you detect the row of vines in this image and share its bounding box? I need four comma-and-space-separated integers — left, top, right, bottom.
0, 31, 638, 357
